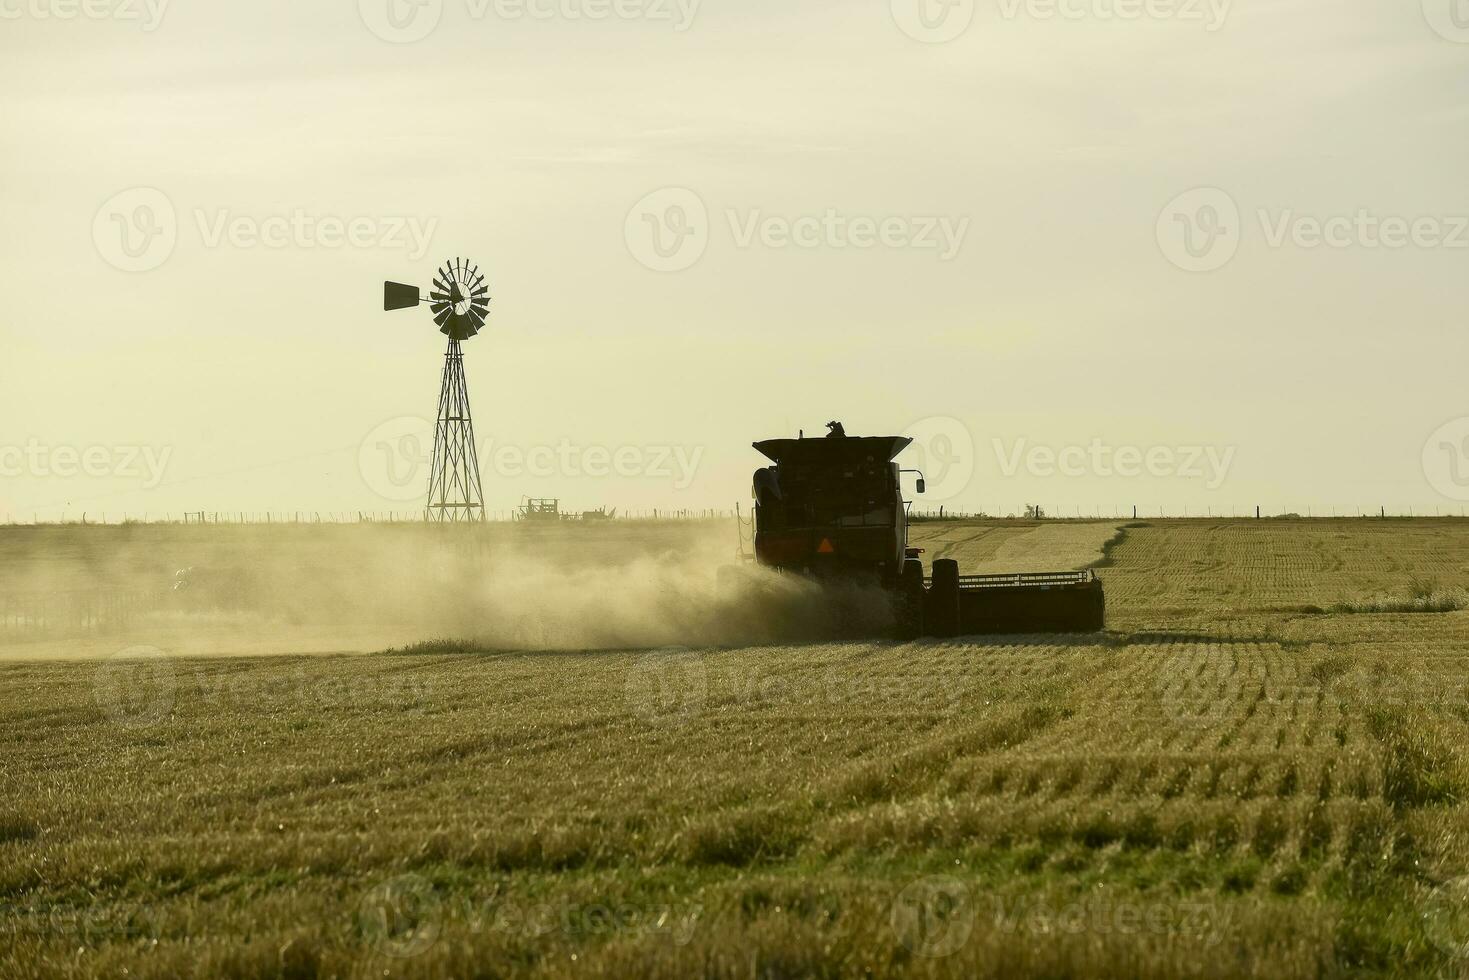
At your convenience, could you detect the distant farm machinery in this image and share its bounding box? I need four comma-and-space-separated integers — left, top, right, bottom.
514, 498, 619, 522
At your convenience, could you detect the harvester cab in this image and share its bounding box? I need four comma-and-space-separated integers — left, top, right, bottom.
750, 422, 1104, 638
751, 424, 918, 589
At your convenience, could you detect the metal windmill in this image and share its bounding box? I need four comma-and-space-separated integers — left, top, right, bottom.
383, 258, 490, 523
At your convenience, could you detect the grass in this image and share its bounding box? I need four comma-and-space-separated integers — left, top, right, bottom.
384, 637, 485, 655
4, 519, 1469, 977
1328, 581, 1469, 615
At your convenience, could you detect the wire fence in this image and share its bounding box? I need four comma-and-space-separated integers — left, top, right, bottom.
0, 588, 157, 635
907, 505, 1469, 521
3, 505, 1468, 527
0, 509, 744, 526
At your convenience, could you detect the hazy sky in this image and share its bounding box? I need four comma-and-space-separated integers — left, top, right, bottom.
3, 0, 1469, 520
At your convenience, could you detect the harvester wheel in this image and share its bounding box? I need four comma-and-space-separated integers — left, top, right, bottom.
897, 559, 925, 639
928, 559, 961, 638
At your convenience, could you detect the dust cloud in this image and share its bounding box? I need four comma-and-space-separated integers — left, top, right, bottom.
0, 521, 896, 657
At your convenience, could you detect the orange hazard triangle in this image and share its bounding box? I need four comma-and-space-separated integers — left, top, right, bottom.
817, 538, 835, 554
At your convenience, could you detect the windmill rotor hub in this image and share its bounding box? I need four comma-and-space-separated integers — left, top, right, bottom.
382, 257, 491, 343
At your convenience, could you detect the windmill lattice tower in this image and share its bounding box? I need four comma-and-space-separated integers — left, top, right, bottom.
383, 258, 491, 523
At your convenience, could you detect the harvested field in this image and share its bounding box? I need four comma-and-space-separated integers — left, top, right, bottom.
3, 519, 1469, 978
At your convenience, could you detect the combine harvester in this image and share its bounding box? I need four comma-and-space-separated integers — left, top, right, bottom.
748, 423, 1104, 637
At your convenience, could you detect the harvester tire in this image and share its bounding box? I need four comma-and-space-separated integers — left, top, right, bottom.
897, 559, 926, 639
928, 559, 961, 637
